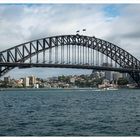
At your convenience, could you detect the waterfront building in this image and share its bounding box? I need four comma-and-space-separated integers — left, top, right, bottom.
4, 76, 10, 83
104, 71, 113, 81
29, 76, 36, 86
15, 79, 23, 87
112, 72, 123, 81
23, 77, 30, 87
33, 84, 39, 88
70, 77, 75, 83
102, 63, 113, 81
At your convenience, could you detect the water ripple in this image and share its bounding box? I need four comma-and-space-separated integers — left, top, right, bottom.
0, 89, 140, 136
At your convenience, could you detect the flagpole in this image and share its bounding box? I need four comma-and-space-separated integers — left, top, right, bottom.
82, 29, 86, 35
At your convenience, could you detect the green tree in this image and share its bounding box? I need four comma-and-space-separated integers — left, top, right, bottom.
117, 78, 128, 85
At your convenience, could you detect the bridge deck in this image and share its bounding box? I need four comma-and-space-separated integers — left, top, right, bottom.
0, 62, 140, 73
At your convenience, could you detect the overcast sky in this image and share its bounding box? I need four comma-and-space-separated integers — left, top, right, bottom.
0, 4, 140, 79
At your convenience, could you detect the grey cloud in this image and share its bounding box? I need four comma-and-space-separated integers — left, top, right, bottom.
121, 31, 140, 39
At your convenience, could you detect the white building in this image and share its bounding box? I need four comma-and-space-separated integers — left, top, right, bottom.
23, 77, 30, 87
33, 84, 39, 88
70, 77, 75, 83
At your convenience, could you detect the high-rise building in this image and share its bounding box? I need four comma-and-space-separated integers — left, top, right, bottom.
23, 77, 30, 87
29, 76, 36, 86
102, 63, 113, 81
4, 76, 10, 83
112, 72, 123, 81
105, 71, 113, 81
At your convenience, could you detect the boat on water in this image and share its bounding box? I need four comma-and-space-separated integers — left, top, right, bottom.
100, 87, 118, 91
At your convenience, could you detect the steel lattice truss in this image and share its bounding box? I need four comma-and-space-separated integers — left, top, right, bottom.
0, 34, 140, 85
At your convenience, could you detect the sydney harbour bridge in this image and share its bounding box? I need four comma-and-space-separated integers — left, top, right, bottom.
0, 34, 140, 86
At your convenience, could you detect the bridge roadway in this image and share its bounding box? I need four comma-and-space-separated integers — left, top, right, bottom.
0, 62, 140, 73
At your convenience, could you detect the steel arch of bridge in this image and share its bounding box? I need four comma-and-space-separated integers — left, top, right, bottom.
0, 34, 140, 86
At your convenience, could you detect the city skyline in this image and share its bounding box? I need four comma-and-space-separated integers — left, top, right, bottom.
0, 4, 140, 78
1, 70, 131, 89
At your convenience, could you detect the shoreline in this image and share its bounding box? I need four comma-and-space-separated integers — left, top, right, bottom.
0, 87, 139, 91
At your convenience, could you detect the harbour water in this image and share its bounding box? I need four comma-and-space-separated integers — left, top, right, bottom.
0, 88, 140, 136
